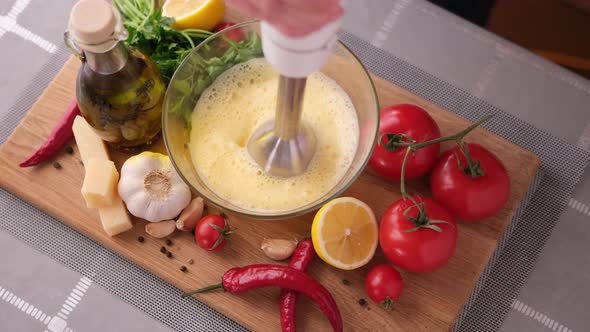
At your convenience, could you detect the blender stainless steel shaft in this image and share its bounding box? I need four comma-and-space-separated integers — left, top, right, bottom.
247, 76, 316, 177
247, 6, 344, 177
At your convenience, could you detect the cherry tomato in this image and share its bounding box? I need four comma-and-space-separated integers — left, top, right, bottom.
195, 215, 233, 251
430, 143, 510, 221
214, 22, 246, 42
365, 265, 403, 310
379, 196, 457, 273
369, 104, 441, 181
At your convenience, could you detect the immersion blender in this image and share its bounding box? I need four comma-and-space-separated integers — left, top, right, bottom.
247, 5, 345, 177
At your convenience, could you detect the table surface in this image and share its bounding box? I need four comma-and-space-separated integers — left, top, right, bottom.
1, 0, 589, 331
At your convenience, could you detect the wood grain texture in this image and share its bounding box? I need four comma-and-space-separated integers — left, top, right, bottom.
0, 12, 540, 332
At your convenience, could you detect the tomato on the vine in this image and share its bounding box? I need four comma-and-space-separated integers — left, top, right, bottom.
369, 104, 441, 181
430, 143, 510, 221
365, 265, 403, 310
379, 196, 457, 273
214, 22, 246, 42
195, 215, 234, 251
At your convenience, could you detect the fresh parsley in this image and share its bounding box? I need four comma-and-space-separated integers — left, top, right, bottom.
113, 0, 212, 82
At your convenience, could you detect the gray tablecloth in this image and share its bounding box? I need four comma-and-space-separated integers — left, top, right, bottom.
2, 1, 590, 331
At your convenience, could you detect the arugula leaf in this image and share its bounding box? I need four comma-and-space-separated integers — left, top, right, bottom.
169, 31, 263, 131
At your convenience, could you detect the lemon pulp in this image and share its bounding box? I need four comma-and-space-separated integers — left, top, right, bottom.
189, 59, 359, 212
164, 0, 207, 16
311, 197, 378, 270
162, 0, 224, 31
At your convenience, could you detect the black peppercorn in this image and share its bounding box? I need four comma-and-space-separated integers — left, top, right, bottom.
358, 298, 367, 306
65, 146, 74, 154
341, 279, 350, 286
160, 246, 167, 253
166, 251, 173, 258
52, 162, 62, 169
137, 236, 145, 243
165, 239, 172, 246
180, 266, 187, 272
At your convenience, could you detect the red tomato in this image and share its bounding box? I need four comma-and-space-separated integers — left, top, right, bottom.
430, 143, 510, 221
369, 104, 441, 181
365, 265, 403, 310
214, 22, 246, 42
379, 196, 457, 273
195, 215, 233, 251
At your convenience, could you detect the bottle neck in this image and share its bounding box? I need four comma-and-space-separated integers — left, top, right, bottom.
84, 42, 129, 75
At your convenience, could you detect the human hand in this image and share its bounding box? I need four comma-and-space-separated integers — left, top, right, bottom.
226, 0, 344, 37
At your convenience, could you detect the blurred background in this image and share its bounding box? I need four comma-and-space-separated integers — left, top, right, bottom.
429, 0, 590, 78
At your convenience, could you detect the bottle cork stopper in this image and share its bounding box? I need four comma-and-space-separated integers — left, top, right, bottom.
69, 0, 116, 45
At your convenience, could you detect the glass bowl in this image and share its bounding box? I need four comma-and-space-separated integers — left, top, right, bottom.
162, 21, 379, 219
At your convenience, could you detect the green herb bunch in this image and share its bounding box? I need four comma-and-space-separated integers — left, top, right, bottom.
169, 31, 263, 129
113, 0, 263, 130
113, 0, 212, 82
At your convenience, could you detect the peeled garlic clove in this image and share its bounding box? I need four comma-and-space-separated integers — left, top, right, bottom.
261, 239, 297, 261
177, 197, 205, 232
145, 220, 176, 238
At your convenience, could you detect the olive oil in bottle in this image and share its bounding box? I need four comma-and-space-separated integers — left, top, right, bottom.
66, 0, 165, 148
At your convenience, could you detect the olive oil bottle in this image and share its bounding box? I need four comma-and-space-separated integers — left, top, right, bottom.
66, 0, 165, 148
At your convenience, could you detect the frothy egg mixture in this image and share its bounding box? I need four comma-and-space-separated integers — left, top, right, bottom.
190, 58, 359, 212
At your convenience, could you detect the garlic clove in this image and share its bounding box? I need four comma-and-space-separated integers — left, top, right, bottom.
145, 220, 176, 238
177, 197, 205, 232
261, 238, 298, 261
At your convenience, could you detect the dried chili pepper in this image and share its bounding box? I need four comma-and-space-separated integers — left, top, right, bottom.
183, 264, 342, 332
279, 239, 315, 332
20, 100, 81, 167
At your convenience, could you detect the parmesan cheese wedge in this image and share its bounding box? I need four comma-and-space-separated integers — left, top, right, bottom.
81, 158, 119, 208
72, 116, 109, 165
73, 116, 132, 236
98, 194, 133, 236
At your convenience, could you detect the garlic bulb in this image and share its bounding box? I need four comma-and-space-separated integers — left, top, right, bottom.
118, 151, 191, 222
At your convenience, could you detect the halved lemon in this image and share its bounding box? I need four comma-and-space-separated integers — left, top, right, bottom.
311, 197, 378, 270
162, 0, 225, 31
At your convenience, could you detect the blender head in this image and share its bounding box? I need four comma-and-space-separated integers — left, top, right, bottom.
246, 19, 343, 177
247, 76, 316, 177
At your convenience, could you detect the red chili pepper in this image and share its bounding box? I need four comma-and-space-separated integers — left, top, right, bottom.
20, 100, 81, 167
183, 264, 342, 332
279, 240, 315, 332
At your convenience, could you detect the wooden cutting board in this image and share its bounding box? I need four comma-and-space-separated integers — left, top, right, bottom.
0, 21, 540, 332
